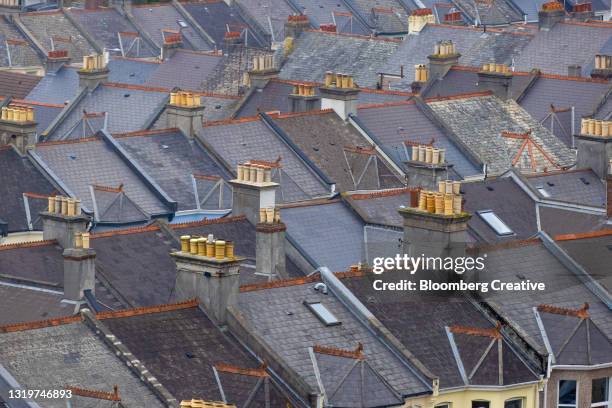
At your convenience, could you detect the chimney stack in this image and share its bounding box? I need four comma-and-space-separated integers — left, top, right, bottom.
0, 103, 37, 155
230, 161, 279, 225
256, 206, 286, 279
248, 55, 279, 89
161, 30, 183, 60
63, 231, 96, 302
166, 90, 205, 138
319, 71, 360, 120
223, 31, 242, 55
411, 64, 429, 94
477, 63, 513, 100
172, 235, 243, 324
427, 40, 461, 80
538, 1, 565, 31
570, 2, 594, 20
288, 83, 320, 113
405, 143, 450, 190
408, 8, 435, 34
284, 14, 310, 39
576, 118, 612, 179
399, 182, 470, 260
41, 195, 89, 249
567, 65, 582, 77
591, 54, 612, 80
78, 52, 109, 91
443, 10, 464, 25
45, 50, 70, 74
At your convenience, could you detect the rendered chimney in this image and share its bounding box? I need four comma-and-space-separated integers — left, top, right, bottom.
399, 183, 470, 261
477, 63, 513, 100
427, 40, 461, 80
45, 50, 70, 74
248, 55, 279, 89
538, 2, 565, 31
405, 143, 451, 190
0, 103, 37, 155
63, 231, 96, 302
288, 83, 320, 113
284, 14, 310, 39
78, 52, 109, 91
41, 195, 89, 249
408, 9, 435, 34
166, 90, 205, 138
411, 64, 429, 93
591, 55, 612, 80
161, 30, 183, 60
171, 235, 243, 324
319, 72, 360, 120
256, 207, 286, 278
229, 161, 279, 225
576, 118, 612, 179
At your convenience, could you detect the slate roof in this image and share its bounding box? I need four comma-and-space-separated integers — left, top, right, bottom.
537, 206, 609, 236
131, 3, 211, 51
478, 238, 612, 355
594, 94, 612, 120
427, 94, 576, 176
182, 1, 266, 48
355, 101, 482, 178
524, 169, 606, 207
234, 0, 296, 40
279, 30, 400, 88
26, 101, 65, 135
0, 283, 73, 325
199, 118, 331, 202
347, 0, 409, 32
0, 147, 57, 233
514, 22, 612, 76
0, 240, 63, 285
116, 128, 232, 211
271, 110, 404, 191
0, 16, 42, 68
19, 10, 95, 61
0, 71, 40, 99
280, 200, 364, 271
289, 0, 369, 33
46, 83, 167, 140
67, 7, 158, 57
451, 0, 523, 25
557, 232, 612, 292
32, 135, 171, 217
0, 321, 166, 407
383, 25, 532, 88
145, 49, 223, 90
511, 0, 549, 21
237, 280, 431, 397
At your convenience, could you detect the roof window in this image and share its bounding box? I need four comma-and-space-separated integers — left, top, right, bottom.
477, 210, 514, 236
536, 187, 551, 198
304, 301, 341, 326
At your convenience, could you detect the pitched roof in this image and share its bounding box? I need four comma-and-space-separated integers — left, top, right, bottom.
450, 0, 523, 25
279, 30, 400, 88
237, 279, 431, 398
427, 94, 575, 175
233, 0, 296, 40
271, 110, 404, 191
514, 22, 612, 76
0, 240, 63, 286
115, 128, 232, 211
537, 206, 609, 237
67, 7, 158, 57
524, 169, 606, 207
145, 49, 223, 91
0, 147, 56, 233
0, 320, 166, 407
90, 185, 150, 224
288, 0, 369, 33
0, 71, 40, 99
0, 283, 73, 326
0, 16, 42, 67
199, 118, 330, 202
280, 200, 365, 271
346, 0, 409, 32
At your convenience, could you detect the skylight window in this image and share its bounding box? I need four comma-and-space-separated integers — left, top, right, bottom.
536, 187, 551, 198
477, 210, 514, 236
177, 20, 188, 28
304, 301, 341, 326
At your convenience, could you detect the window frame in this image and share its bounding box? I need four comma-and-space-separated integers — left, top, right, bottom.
476, 210, 515, 236
558, 379, 578, 408
434, 403, 451, 408
471, 400, 491, 408
504, 397, 524, 408
591, 377, 612, 408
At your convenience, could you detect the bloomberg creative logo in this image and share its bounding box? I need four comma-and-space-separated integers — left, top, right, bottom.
372, 254, 486, 275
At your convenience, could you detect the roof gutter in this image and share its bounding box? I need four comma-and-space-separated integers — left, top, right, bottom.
551, 362, 612, 370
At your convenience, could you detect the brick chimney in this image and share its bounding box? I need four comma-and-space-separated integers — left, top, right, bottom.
319, 71, 360, 120
284, 14, 310, 39
576, 118, 612, 179
591, 55, 612, 80
229, 161, 279, 225
161, 30, 182, 60
171, 235, 243, 324
166, 90, 205, 138
405, 143, 450, 190
538, 1, 565, 31
223, 31, 242, 55
443, 10, 464, 25
288, 83, 319, 113
408, 8, 435, 34
45, 50, 70, 74
63, 231, 95, 302
399, 182, 471, 260
477, 63, 513, 100
570, 2, 594, 20
41, 195, 89, 249
78, 52, 109, 91
248, 55, 279, 89
411, 64, 429, 94
428, 40, 461, 80
255, 206, 286, 279
0, 103, 37, 155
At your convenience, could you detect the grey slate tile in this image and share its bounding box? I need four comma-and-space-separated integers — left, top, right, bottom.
524, 169, 606, 207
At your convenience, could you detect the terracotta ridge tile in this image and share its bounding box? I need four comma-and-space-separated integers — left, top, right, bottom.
111, 56, 161, 64
65, 385, 120, 402
313, 343, 364, 359
304, 28, 402, 42
539, 72, 610, 84
204, 116, 261, 127
561, 20, 612, 28
524, 167, 593, 178
37, 136, 101, 147
193, 174, 223, 181
103, 82, 170, 93
450, 323, 501, 339
0, 239, 57, 251
471, 237, 541, 253
346, 187, 419, 200
357, 99, 416, 110
92, 184, 123, 193
215, 363, 269, 377
11, 99, 65, 108
0, 314, 82, 333
170, 215, 247, 230
278, 198, 341, 209
23, 191, 53, 199
96, 299, 199, 319
112, 128, 180, 138
537, 303, 589, 319
425, 90, 493, 102
239, 274, 321, 292
273, 108, 334, 119
90, 224, 160, 239
554, 228, 612, 241
271, 78, 322, 87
